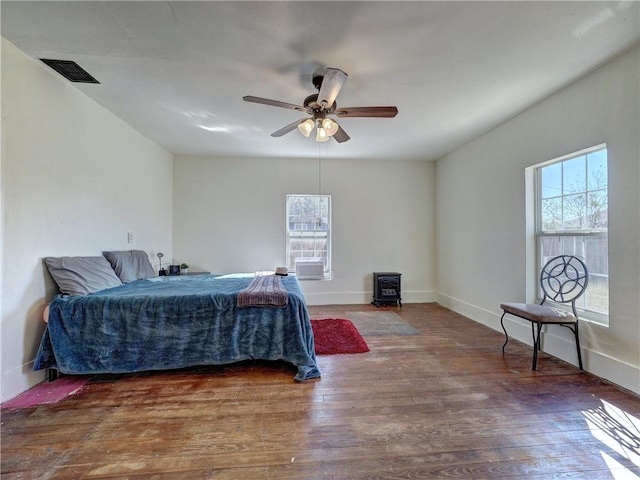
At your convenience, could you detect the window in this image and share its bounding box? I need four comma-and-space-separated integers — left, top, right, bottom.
536, 144, 608, 322
286, 195, 331, 277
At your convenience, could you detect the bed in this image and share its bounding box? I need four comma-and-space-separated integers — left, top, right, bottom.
34, 253, 320, 382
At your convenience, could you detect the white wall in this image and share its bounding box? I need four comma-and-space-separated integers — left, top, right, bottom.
436, 46, 640, 394
0, 38, 174, 402
173, 156, 436, 305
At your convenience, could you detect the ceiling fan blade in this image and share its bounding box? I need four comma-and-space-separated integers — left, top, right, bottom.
334, 106, 398, 118
243, 96, 306, 112
271, 119, 306, 137
317, 68, 348, 110
332, 124, 350, 143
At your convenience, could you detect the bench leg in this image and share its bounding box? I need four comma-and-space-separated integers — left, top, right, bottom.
570, 322, 584, 371
500, 312, 509, 354
575, 325, 583, 371
531, 322, 543, 371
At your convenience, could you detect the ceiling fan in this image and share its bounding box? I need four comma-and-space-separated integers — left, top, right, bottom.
243, 67, 398, 143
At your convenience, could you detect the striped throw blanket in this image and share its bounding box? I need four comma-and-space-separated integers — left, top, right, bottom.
237, 274, 288, 307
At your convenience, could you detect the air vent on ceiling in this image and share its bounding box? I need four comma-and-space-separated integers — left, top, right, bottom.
39, 59, 100, 84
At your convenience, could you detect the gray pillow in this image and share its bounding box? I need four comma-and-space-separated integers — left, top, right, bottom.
44, 256, 123, 296
102, 250, 156, 283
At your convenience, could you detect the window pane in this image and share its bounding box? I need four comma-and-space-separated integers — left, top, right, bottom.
541, 197, 562, 230
563, 155, 586, 194
562, 193, 586, 229
584, 236, 608, 276
584, 234, 608, 315
539, 234, 608, 315
587, 190, 608, 228
588, 149, 607, 191
539, 235, 585, 262
288, 196, 328, 231
541, 162, 562, 199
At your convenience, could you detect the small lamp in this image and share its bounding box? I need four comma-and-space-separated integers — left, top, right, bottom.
157, 252, 167, 276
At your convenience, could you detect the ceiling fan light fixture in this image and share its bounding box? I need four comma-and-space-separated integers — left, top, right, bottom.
297, 118, 314, 137
315, 124, 330, 142
322, 118, 338, 137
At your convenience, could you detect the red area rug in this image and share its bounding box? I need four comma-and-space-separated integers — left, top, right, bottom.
311, 318, 369, 355
2, 376, 89, 409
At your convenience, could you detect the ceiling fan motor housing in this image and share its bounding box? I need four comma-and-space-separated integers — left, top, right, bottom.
312, 74, 324, 91
303, 94, 336, 114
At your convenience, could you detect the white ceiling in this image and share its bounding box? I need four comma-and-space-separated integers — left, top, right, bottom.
2, 1, 639, 161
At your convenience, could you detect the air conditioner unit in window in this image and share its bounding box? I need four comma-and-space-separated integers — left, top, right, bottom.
295, 258, 325, 280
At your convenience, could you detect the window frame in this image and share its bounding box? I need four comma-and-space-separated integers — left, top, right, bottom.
285, 194, 332, 280
534, 143, 609, 325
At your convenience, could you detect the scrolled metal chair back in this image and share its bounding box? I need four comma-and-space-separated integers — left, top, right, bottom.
540, 255, 589, 308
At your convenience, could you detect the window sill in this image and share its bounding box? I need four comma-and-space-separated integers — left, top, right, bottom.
579, 311, 609, 327
293, 272, 333, 281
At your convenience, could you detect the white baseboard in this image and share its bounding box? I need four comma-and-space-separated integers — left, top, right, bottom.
436, 293, 640, 395
1, 360, 46, 404
304, 290, 437, 306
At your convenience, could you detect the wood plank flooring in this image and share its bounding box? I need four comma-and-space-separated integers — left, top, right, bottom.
2, 303, 639, 479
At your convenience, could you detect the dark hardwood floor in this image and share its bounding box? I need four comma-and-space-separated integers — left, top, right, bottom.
2, 303, 639, 479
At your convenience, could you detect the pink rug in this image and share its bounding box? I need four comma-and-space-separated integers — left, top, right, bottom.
2, 376, 89, 409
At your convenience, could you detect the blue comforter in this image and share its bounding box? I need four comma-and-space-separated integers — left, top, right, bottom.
34, 274, 320, 381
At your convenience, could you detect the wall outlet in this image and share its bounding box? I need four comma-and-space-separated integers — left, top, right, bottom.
127, 232, 133, 244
